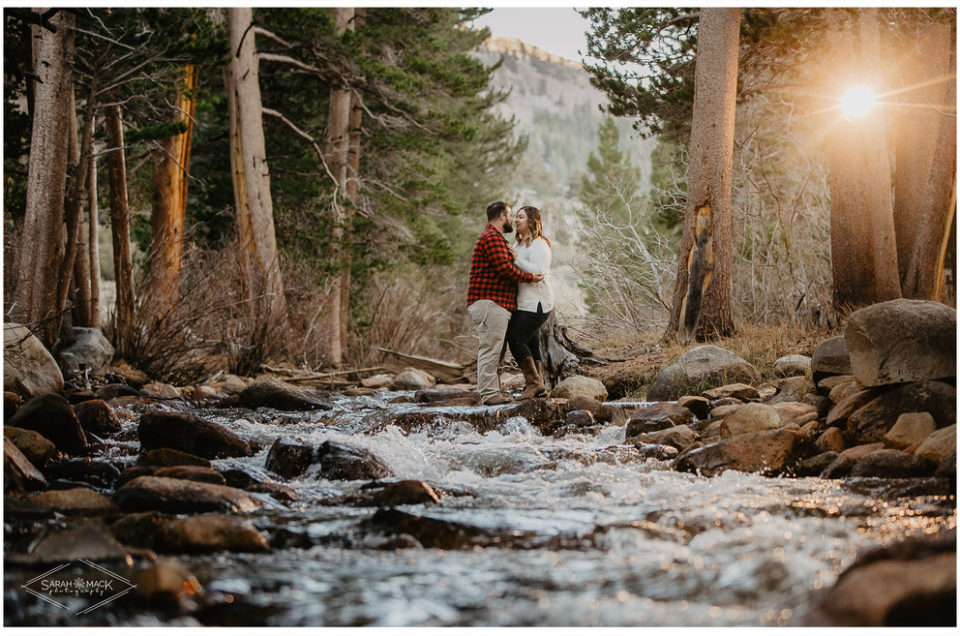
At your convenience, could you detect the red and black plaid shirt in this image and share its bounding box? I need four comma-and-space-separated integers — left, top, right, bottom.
467, 224, 537, 311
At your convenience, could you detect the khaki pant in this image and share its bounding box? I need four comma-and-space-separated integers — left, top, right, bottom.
467, 299, 511, 402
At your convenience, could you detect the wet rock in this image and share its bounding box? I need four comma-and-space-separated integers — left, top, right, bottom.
23, 486, 118, 514
96, 383, 142, 400
5, 391, 22, 419
361, 373, 394, 389
154, 466, 227, 485
625, 402, 695, 437
774, 354, 811, 378
633, 443, 680, 461
846, 381, 956, 445
118, 465, 162, 486
138, 410, 252, 459
137, 448, 212, 468
677, 395, 711, 419
238, 376, 333, 411
314, 440, 391, 481
116, 475, 264, 514
801, 530, 956, 626
914, 424, 956, 465
190, 385, 228, 401
43, 458, 122, 489
265, 437, 315, 479
697, 420, 722, 445
851, 449, 932, 478
3, 323, 64, 398
7, 519, 148, 564
344, 387, 376, 397
390, 368, 436, 390
702, 383, 760, 401
563, 409, 596, 430
811, 336, 851, 385
846, 299, 955, 388
413, 388, 479, 404
364, 508, 532, 550
884, 412, 937, 450
4, 437, 47, 493
628, 425, 697, 451
333, 480, 442, 507
73, 399, 122, 436
843, 442, 886, 461
825, 388, 875, 427
647, 345, 760, 402
7, 393, 88, 455
720, 403, 781, 439
675, 429, 803, 477
771, 401, 819, 427
141, 382, 181, 399
934, 451, 955, 480
795, 451, 840, 477
550, 375, 608, 401
4, 426, 56, 468
220, 468, 299, 503
815, 428, 846, 454
112, 511, 269, 554
566, 396, 614, 422
768, 376, 815, 405
134, 557, 204, 611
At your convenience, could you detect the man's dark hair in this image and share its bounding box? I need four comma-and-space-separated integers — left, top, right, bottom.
486, 201, 508, 222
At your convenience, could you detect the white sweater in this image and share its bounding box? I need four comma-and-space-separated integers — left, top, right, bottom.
513, 237, 555, 313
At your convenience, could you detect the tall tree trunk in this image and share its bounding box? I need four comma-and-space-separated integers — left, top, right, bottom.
11, 9, 75, 346
226, 8, 286, 327
65, 78, 98, 328
893, 21, 953, 287
87, 131, 101, 328
903, 42, 957, 300
826, 10, 902, 311
322, 7, 355, 369
68, 86, 92, 328
105, 103, 136, 359
146, 64, 198, 327
666, 8, 739, 343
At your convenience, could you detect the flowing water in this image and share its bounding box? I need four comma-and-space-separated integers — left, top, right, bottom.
4, 390, 955, 626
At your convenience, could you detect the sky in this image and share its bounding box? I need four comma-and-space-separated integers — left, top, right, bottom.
472, 7, 592, 63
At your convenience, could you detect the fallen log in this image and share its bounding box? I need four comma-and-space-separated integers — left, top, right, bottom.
375, 347, 474, 384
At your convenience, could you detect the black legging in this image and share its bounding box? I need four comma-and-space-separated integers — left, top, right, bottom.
507, 304, 550, 363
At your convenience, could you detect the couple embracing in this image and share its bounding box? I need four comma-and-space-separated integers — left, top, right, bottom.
467, 201, 555, 406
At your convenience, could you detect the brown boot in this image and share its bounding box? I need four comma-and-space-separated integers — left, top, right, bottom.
519, 357, 546, 400
534, 359, 548, 397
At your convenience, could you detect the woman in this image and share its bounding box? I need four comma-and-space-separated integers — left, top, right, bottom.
506, 205, 554, 399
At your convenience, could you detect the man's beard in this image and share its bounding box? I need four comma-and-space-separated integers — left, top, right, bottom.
503, 220, 513, 233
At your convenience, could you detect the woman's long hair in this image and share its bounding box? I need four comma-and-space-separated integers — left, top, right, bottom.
516, 206, 551, 247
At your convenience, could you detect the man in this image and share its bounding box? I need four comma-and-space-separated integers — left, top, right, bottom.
467, 201, 544, 405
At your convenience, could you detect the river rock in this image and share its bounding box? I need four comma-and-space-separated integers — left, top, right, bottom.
314, 440, 391, 481
24, 486, 118, 514
58, 327, 115, 372
138, 410, 252, 459
364, 508, 532, 550
104, 361, 150, 388
550, 375, 608, 401
43, 458, 122, 489
73, 399, 122, 436
96, 383, 142, 400
390, 368, 436, 390
851, 449, 932, 478
361, 373, 394, 389
815, 428, 846, 454
647, 346, 760, 402
116, 475, 264, 514
141, 382, 181, 399
4, 438, 47, 493
220, 468, 299, 503
934, 451, 956, 480
795, 451, 840, 477
825, 389, 876, 427
413, 388, 479, 404
914, 424, 956, 465
153, 466, 226, 485
702, 383, 759, 401
4, 426, 56, 467
563, 409, 596, 430
884, 413, 936, 450
134, 558, 203, 611
719, 403, 781, 439
675, 429, 802, 477
842, 442, 886, 462
5, 391, 22, 420
677, 395, 711, 419
771, 401, 819, 427
137, 448, 212, 468
628, 425, 697, 450
819, 454, 855, 478
845, 381, 956, 445
566, 396, 613, 422
633, 443, 680, 461
334, 480, 441, 507
845, 299, 956, 388
709, 404, 741, 420
774, 354, 811, 378
801, 531, 956, 626
698, 420, 723, 445
769, 376, 815, 405
811, 336, 851, 384
112, 512, 268, 554
7, 393, 88, 455
625, 402, 695, 437
265, 437, 315, 478
3, 323, 64, 398
804, 393, 833, 419
238, 376, 333, 411
8, 519, 146, 565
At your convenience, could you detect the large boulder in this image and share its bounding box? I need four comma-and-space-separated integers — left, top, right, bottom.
265, 438, 315, 479
720, 403, 781, 438
57, 327, 115, 373
845, 299, 956, 388
811, 336, 851, 384
624, 402, 695, 438
314, 440, 391, 481
138, 411, 252, 459
238, 376, 332, 411
115, 475, 264, 514
845, 381, 955, 445
73, 399, 122, 436
773, 355, 811, 378
647, 345, 760, 402
4, 426, 56, 467
7, 393, 88, 455
675, 429, 803, 477
550, 375, 608, 401
3, 323, 63, 398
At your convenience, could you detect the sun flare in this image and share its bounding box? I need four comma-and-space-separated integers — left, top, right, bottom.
840, 85, 877, 118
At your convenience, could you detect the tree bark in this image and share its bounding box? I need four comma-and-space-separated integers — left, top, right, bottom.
226, 8, 286, 326
105, 103, 136, 359
893, 21, 953, 287
826, 9, 901, 311
666, 7, 739, 343
87, 131, 101, 328
68, 86, 92, 328
903, 42, 957, 301
11, 9, 75, 346
146, 64, 198, 326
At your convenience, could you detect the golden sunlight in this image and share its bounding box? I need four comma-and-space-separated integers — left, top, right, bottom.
840, 85, 876, 118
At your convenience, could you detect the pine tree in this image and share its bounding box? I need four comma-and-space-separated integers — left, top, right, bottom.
579, 116, 644, 224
